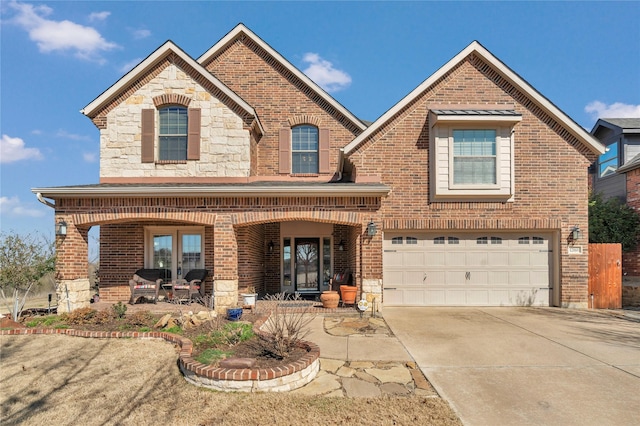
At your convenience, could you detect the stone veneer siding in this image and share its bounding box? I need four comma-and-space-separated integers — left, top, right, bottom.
100, 63, 251, 179
346, 55, 597, 308
0, 328, 320, 393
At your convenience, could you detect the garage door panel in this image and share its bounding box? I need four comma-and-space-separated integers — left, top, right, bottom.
384, 232, 552, 307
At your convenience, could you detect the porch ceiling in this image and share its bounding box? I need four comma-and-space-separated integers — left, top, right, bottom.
32, 182, 390, 199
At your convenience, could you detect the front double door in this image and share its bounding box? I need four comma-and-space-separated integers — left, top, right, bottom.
295, 238, 320, 292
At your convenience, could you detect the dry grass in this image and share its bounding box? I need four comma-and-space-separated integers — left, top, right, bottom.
1, 334, 461, 426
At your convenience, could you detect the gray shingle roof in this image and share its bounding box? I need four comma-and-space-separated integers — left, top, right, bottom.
431, 109, 521, 116
599, 118, 640, 130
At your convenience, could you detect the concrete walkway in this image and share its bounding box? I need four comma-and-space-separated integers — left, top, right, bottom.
383, 307, 640, 426
291, 315, 438, 398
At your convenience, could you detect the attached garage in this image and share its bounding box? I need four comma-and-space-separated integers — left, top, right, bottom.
383, 232, 554, 306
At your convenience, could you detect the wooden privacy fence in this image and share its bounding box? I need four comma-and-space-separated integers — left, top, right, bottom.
588, 243, 622, 309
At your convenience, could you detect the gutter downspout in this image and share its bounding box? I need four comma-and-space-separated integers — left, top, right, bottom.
335, 148, 345, 182
36, 193, 55, 208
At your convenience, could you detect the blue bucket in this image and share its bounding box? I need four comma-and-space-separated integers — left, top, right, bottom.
227, 307, 243, 321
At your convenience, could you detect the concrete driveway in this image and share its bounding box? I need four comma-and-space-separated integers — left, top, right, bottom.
383, 307, 640, 426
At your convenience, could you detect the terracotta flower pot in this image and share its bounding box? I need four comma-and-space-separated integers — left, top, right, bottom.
320, 291, 340, 309
340, 285, 357, 306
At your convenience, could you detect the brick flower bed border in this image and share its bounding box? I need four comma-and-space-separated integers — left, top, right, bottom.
1, 327, 321, 393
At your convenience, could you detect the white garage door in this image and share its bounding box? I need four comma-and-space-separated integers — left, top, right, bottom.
383, 232, 552, 306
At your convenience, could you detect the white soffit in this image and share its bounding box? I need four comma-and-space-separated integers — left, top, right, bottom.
344, 41, 604, 155
197, 23, 367, 132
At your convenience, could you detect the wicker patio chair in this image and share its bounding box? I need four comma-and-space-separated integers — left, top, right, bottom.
128, 269, 165, 304
171, 269, 208, 303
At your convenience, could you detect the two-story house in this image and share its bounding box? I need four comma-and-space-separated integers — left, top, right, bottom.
590, 118, 640, 288
33, 24, 604, 313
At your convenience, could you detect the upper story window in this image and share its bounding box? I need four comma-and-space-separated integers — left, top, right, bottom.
452, 129, 497, 186
598, 141, 618, 177
429, 108, 521, 201
159, 107, 188, 161
292, 125, 319, 174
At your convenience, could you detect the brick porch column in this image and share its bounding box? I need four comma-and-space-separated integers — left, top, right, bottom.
56, 216, 91, 313
213, 215, 238, 313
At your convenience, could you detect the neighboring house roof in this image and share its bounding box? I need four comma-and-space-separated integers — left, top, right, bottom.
81, 40, 264, 135
344, 41, 605, 156
617, 153, 640, 173
591, 118, 640, 134
32, 182, 390, 199
197, 23, 367, 133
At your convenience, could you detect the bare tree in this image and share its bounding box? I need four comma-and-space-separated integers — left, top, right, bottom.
0, 232, 56, 320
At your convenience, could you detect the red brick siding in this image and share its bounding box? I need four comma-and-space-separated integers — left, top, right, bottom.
347, 56, 596, 306
56, 197, 378, 303
204, 39, 362, 177
236, 224, 265, 299
624, 169, 640, 278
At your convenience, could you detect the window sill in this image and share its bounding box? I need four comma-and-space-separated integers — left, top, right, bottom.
290, 173, 320, 177
156, 160, 187, 165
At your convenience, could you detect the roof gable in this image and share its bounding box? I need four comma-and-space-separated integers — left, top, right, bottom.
591, 118, 640, 135
197, 23, 366, 133
344, 41, 605, 156
81, 40, 263, 135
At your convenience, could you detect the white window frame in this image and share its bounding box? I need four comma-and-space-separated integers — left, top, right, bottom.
429, 112, 521, 202
449, 127, 500, 190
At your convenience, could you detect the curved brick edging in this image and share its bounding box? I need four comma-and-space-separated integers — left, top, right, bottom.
0, 327, 320, 393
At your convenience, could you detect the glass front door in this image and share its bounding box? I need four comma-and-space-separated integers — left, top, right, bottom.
295, 238, 320, 292
148, 228, 204, 280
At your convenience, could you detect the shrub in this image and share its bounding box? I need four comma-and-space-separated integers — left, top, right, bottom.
589, 192, 640, 252
111, 302, 127, 319
61, 307, 97, 325
257, 293, 314, 359
125, 310, 154, 327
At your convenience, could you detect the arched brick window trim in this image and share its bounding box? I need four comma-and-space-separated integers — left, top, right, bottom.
280, 116, 330, 174
153, 94, 192, 108
142, 95, 200, 162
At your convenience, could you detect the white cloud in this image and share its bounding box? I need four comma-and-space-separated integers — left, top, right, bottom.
55, 129, 91, 141
0, 196, 46, 218
83, 152, 97, 163
133, 28, 151, 39
302, 52, 352, 93
8, 1, 119, 63
0, 134, 43, 163
88, 11, 110, 22
119, 57, 143, 73
585, 101, 640, 121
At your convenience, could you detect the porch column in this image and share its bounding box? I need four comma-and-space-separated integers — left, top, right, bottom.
55, 216, 91, 313
361, 218, 383, 312
213, 215, 238, 313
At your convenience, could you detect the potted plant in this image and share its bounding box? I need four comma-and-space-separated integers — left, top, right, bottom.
240, 286, 258, 306
227, 306, 243, 321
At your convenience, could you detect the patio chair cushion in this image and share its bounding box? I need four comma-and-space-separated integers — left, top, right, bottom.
133, 284, 156, 289
173, 284, 200, 290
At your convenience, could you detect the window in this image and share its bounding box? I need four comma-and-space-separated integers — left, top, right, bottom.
448, 237, 460, 244
159, 107, 188, 161
392, 237, 403, 244
477, 237, 488, 245
599, 141, 618, 177
406, 237, 418, 244
518, 237, 530, 244
491, 237, 502, 245
292, 125, 318, 174
434, 237, 445, 244
145, 227, 204, 280
533, 237, 544, 245
453, 129, 497, 185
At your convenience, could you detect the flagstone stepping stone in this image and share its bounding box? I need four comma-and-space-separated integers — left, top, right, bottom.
293, 374, 341, 396
365, 366, 412, 384
380, 382, 411, 396
320, 358, 344, 373
342, 377, 381, 398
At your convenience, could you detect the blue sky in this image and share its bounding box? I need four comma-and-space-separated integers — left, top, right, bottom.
1, 0, 639, 242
